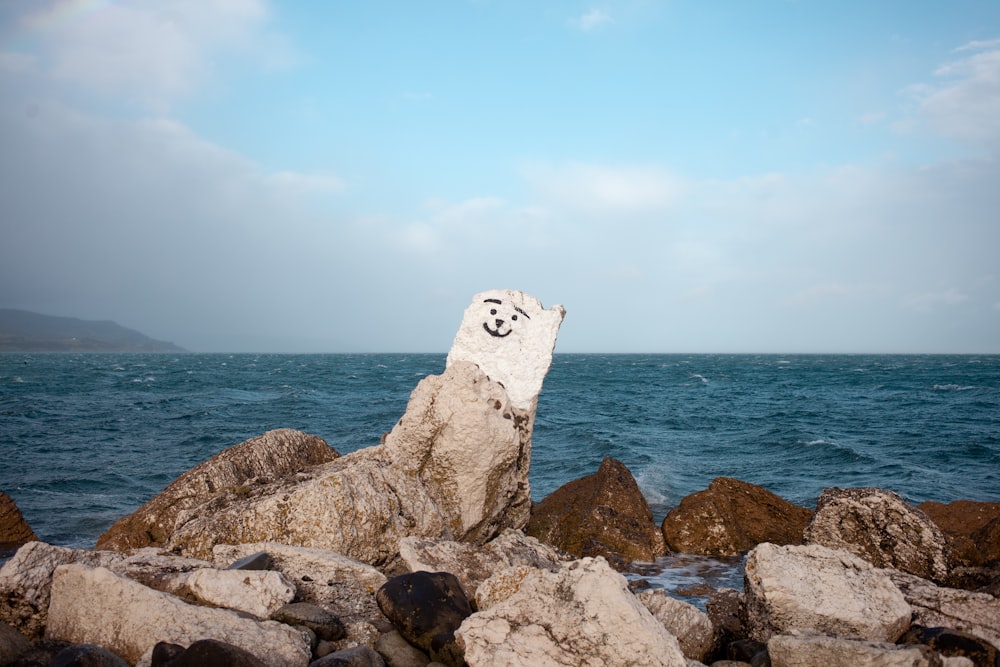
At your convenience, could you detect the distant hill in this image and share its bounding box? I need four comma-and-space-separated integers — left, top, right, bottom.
0, 309, 186, 352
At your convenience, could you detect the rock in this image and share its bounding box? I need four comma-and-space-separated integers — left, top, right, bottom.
526, 456, 666, 569
803, 487, 949, 583
96, 429, 340, 551
45, 563, 311, 666
271, 602, 347, 642
150, 638, 267, 667
50, 643, 130, 667
0, 493, 37, 552
397, 529, 569, 603
446, 289, 565, 410
456, 557, 688, 667
373, 630, 430, 667
743, 542, 911, 643
226, 550, 274, 571
376, 571, 472, 666
310, 646, 386, 666
638, 588, 716, 662
767, 634, 967, 667
897, 625, 1000, 667
660, 477, 813, 556
213, 541, 387, 628
0, 620, 31, 665
181, 568, 295, 618
886, 569, 1000, 651
706, 587, 746, 645
918, 500, 1000, 569
8, 639, 73, 667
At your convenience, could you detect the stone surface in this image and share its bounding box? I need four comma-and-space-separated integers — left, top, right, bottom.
96, 429, 339, 552
0, 493, 37, 551
767, 634, 964, 667
271, 602, 346, 642
661, 477, 813, 556
51, 643, 131, 667
743, 542, 911, 643
0, 620, 31, 665
898, 625, 1000, 667
638, 588, 716, 662
446, 289, 565, 410
212, 542, 387, 628
918, 500, 1000, 569
150, 638, 267, 667
310, 646, 386, 666
456, 557, 688, 667
804, 487, 949, 583
706, 587, 746, 645
376, 571, 471, 666
374, 630, 430, 667
45, 564, 311, 667
397, 529, 569, 602
887, 569, 1000, 650
526, 456, 666, 569
182, 568, 295, 618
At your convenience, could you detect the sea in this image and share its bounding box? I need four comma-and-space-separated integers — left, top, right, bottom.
2, 353, 999, 605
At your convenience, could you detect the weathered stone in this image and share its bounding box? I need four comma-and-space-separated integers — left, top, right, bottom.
226, 550, 273, 571
373, 630, 430, 667
151, 638, 267, 667
526, 456, 666, 569
311, 645, 386, 666
767, 634, 967, 667
0, 493, 37, 552
181, 568, 295, 618
96, 429, 339, 552
743, 543, 911, 643
446, 289, 565, 410
0, 620, 31, 665
271, 602, 346, 642
45, 564, 310, 666
376, 571, 471, 666
886, 569, 1000, 650
706, 587, 745, 645
638, 588, 716, 662
918, 500, 1000, 569
50, 643, 131, 667
661, 477, 813, 556
897, 625, 1000, 667
456, 557, 688, 667
804, 487, 949, 583
397, 529, 569, 602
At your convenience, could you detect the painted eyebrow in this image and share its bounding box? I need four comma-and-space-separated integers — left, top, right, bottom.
484, 299, 502, 305
514, 306, 530, 319
483, 298, 531, 319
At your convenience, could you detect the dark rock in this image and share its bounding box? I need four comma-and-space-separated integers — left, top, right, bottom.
6, 639, 72, 667
706, 587, 745, 648
525, 456, 666, 569
375, 571, 471, 666
51, 644, 130, 667
660, 477, 813, 556
309, 645, 385, 666
271, 602, 346, 642
0, 493, 37, 551
726, 639, 768, 664
374, 630, 430, 667
919, 500, 1000, 569
897, 625, 1000, 667
0, 621, 31, 666
149, 642, 185, 666
226, 550, 274, 571
156, 638, 267, 667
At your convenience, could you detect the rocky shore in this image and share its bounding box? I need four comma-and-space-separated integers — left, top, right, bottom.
2, 291, 998, 667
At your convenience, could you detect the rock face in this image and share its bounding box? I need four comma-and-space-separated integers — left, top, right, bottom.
887, 569, 1000, 650
526, 456, 665, 569
918, 499, 1000, 568
637, 588, 716, 662
446, 289, 565, 410
767, 634, 958, 667
660, 477, 813, 556
743, 542, 911, 643
804, 487, 950, 583
96, 429, 340, 551
456, 557, 687, 667
0, 493, 37, 551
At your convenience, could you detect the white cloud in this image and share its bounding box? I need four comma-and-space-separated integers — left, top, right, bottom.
524, 162, 686, 215
572, 9, 613, 32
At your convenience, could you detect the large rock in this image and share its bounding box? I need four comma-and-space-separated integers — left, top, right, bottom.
743, 542, 911, 643
456, 557, 687, 666
446, 288, 565, 410
637, 588, 716, 662
526, 456, 666, 569
376, 571, 471, 666
661, 477, 813, 556
97, 429, 339, 551
918, 500, 1000, 568
45, 564, 311, 667
767, 634, 970, 667
0, 493, 37, 551
804, 487, 950, 583
181, 568, 295, 619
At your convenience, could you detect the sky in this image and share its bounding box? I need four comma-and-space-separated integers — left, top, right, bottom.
1, 1, 999, 353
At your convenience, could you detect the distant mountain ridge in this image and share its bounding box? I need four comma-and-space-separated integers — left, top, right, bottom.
0, 309, 185, 352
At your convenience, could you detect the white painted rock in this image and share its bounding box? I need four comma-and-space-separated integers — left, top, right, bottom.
637, 588, 716, 663
456, 557, 687, 667
46, 563, 311, 667
446, 289, 565, 410
183, 568, 295, 618
744, 543, 911, 643
767, 634, 973, 667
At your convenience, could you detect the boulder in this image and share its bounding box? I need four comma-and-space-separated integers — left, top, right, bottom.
886, 569, 1000, 651
918, 500, 1000, 569
181, 568, 295, 618
212, 542, 387, 628
898, 625, 999, 667
526, 456, 666, 569
637, 588, 716, 662
149, 638, 267, 667
0, 492, 37, 551
271, 602, 346, 642
373, 630, 430, 667
0, 620, 31, 665
660, 477, 813, 556
310, 646, 386, 666
96, 429, 340, 551
375, 571, 472, 666
397, 529, 569, 603
804, 487, 949, 583
50, 643, 131, 667
456, 557, 688, 667
743, 543, 911, 643
767, 634, 970, 667
45, 564, 311, 666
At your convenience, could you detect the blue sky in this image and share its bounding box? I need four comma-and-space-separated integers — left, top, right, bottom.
1, 1, 999, 353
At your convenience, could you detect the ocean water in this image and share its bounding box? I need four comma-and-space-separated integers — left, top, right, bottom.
2, 353, 999, 601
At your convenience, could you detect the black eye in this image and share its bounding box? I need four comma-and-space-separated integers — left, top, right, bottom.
490, 309, 497, 315
511, 314, 518, 321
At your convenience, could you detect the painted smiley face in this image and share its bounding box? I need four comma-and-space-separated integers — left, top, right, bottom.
482, 297, 530, 338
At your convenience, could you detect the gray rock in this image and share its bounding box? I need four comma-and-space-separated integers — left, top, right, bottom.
374, 630, 430, 667
767, 633, 972, 667
271, 603, 346, 642
0, 620, 31, 665
51, 643, 130, 667
638, 588, 716, 662
310, 646, 385, 667
226, 550, 273, 571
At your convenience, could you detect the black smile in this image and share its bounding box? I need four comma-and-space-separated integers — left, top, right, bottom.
483, 322, 512, 338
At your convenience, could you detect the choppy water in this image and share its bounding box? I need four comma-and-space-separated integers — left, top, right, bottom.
2, 353, 999, 604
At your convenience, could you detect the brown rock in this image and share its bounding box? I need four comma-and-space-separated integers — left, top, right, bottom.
525, 456, 666, 569
96, 429, 339, 551
918, 499, 1000, 568
660, 477, 813, 556
0, 492, 37, 550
